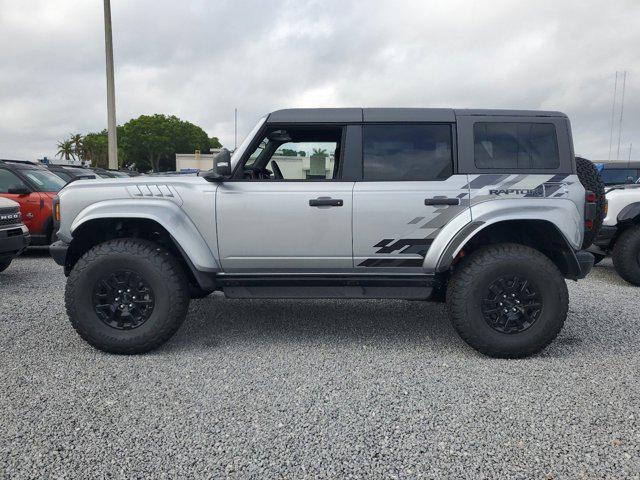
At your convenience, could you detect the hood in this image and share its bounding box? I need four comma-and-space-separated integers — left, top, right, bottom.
0, 196, 20, 208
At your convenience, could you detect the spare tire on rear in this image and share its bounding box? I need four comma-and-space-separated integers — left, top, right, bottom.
575, 157, 606, 249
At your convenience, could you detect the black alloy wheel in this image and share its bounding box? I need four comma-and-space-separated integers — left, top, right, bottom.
481, 275, 542, 334
92, 270, 155, 330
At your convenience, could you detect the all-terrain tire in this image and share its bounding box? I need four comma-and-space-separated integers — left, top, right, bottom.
446, 243, 569, 358
65, 238, 191, 354
0, 258, 12, 273
576, 157, 606, 249
612, 226, 640, 286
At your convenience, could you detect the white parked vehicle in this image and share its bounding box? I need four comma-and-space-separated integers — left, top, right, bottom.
590, 183, 640, 285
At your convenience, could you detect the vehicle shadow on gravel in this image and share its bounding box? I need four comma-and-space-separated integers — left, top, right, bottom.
164, 294, 464, 354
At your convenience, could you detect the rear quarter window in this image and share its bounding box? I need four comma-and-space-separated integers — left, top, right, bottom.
474, 122, 559, 170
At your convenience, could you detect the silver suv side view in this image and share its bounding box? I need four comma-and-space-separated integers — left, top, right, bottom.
50, 108, 598, 358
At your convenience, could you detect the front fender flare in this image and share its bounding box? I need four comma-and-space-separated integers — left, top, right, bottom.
70, 199, 220, 272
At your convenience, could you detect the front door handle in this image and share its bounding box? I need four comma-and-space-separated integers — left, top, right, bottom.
309, 197, 343, 207
424, 197, 460, 206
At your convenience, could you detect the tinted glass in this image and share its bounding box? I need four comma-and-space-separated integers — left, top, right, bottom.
363, 124, 453, 181
22, 169, 66, 192
0, 169, 28, 193
600, 168, 639, 185
474, 122, 559, 169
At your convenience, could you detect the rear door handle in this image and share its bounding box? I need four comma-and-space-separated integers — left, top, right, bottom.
309, 197, 343, 207
424, 197, 460, 206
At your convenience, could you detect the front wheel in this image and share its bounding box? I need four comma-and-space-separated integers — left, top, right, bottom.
612, 226, 640, 286
65, 238, 191, 354
446, 244, 569, 358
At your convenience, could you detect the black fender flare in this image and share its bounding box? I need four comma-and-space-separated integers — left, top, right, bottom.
618, 202, 640, 224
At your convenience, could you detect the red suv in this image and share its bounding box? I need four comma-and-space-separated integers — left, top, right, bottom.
0, 159, 67, 245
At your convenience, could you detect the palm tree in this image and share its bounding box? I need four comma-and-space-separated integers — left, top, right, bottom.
56, 140, 75, 161
70, 133, 84, 161
312, 148, 328, 158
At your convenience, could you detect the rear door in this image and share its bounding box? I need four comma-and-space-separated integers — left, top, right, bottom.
353, 123, 470, 271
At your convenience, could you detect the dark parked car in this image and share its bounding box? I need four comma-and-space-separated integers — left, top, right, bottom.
46, 164, 97, 182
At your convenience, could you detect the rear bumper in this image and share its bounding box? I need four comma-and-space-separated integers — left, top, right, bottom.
593, 225, 617, 249
49, 240, 69, 267
0, 225, 31, 260
573, 250, 594, 279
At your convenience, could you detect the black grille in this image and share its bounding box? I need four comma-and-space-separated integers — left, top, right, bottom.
0, 207, 22, 227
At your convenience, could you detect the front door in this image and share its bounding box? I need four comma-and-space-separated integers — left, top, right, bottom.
353, 123, 470, 271
216, 125, 354, 273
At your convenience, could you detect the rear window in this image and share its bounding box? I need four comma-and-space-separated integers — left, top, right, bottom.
363, 124, 453, 181
600, 168, 639, 185
474, 122, 559, 170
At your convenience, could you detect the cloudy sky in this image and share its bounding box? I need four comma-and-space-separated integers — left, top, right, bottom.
1, 0, 638, 161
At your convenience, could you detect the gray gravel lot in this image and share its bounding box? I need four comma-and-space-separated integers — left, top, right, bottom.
1, 249, 639, 479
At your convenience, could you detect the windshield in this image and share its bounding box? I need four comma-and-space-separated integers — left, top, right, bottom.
231, 116, 267, 169
23, 169, 67, 192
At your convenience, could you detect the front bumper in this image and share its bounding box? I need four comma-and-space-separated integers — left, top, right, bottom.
50, 240, 69, 267
0, 224, 31, 260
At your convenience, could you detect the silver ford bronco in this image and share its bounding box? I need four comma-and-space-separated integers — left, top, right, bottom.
50, 108, 599, 357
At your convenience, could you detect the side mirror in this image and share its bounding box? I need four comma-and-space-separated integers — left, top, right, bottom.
202, 149, 232, 182
214, 149, 232, 177
7, 185, 29, 195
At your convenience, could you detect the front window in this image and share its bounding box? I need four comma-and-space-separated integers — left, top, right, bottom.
231, 116, 267, 168
22, 169, 67, 192
240, 126, 342, 180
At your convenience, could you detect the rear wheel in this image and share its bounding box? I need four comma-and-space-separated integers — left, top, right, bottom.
65, 238, 191, 353
447, 244, 568, 358
576, 157, 606, 249
0, 258, 12, 272
612, 226, 640, 286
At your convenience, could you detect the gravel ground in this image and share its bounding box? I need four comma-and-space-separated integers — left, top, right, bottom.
1, 249, 639, 479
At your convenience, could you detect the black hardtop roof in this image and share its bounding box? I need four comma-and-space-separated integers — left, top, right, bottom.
0, 159, 44, 169
267, 108, 567, 123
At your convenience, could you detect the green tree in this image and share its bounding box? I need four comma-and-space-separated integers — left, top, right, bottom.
280, 148, 298, 156
56, 140, 75, 161
298, 150, 306, 157
82, 130, 119, 168
209, 137, 222, 149
119, 114, 211, 172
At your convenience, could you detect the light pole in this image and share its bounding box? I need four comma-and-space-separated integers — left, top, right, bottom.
103, 0, 118, 169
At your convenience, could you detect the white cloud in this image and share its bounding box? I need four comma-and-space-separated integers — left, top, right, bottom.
0, 0, 638, 161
